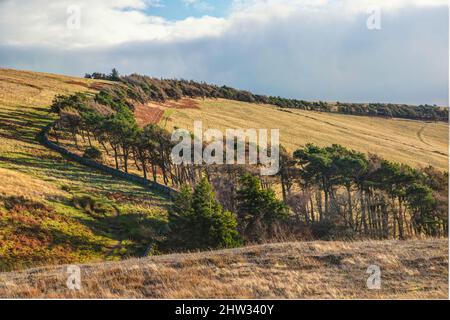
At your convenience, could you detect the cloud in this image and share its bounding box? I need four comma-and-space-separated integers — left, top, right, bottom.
0, 0, 446, 48
0, 0, 447, 105
0, 0, 228, 47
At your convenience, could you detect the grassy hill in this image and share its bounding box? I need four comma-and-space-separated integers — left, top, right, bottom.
0, 68, 171, 271
150, 98, 449, 171
0, 68, 447, 299
0, 239, 447, 299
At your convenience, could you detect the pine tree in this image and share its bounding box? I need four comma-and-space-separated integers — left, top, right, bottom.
168, 179, 241, 250
168, 185, 194, 248
109, 68, 120, 81
236, 174, 288, 242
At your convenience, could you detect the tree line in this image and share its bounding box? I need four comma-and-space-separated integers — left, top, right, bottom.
49, 79, 448, 251
85, 69, 448, 122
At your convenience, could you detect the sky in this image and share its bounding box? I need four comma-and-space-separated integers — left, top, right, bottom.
145, 0, 231, 20
0, 0, 448, 106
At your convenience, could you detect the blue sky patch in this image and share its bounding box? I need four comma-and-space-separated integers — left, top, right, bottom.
144, 0, 231, 20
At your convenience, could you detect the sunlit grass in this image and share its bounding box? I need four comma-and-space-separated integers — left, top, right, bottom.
162, 98, 449, 170
0, 239, 447, 299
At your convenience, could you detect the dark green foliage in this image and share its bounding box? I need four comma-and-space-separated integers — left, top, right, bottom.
84, 68, 121, 81
50, 93, 90, 114
236, 174, 288, 242
293, 143, 448, 238
110, 68, 120, 81
168, 180, 241, 250
406, 183, 438, 235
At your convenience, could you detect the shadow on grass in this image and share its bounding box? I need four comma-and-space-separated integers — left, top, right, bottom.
1, 104, 173, 262
0, 150, 171, 207
71, 206, 169, 257
0, 106, 53, 144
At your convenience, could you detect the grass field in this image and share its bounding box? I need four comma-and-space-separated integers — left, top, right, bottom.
155, 98, 449, 171
0, 239, 447, 299
0, 68, 171, 272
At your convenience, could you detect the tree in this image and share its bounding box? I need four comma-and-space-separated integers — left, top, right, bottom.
406, 183, 436, 236
167, 185, 194, 248
168, 179, 241, 250
327, 145, 368, 229
294, 144, 333, 218
109, 68, 120, 81
236, 173, 288, 242
50, 93, 90, 114
58, 107, 82, 148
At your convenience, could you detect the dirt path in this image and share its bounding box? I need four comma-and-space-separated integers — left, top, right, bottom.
294, 111, 435, 154
417, 124, 432, 146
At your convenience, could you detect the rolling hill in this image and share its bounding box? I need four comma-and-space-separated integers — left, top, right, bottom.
0, 68, 448, 299
146, 98, 449, 171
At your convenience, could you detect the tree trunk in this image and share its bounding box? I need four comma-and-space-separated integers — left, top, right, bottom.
346, 185, 354, 229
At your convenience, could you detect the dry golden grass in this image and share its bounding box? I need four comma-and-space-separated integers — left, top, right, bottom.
160, 99, 449, 171
0, 167, 66, 201
0, 239, 447, 299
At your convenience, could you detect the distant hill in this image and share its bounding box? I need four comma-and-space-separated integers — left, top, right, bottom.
144, 98, 449, 171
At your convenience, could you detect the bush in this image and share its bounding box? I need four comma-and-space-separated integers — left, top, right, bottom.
83, 147, 102, 160
168, 180, 241, 251
72, 195, 113, 216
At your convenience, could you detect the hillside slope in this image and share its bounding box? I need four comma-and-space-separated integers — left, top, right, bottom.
0, 68, 171, 271
0, 239, 447, 299
153, 99, 449, 170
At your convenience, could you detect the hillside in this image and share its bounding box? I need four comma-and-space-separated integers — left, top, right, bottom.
0, 68, 171, 271
0, 68, 448, 300
147, 98, 449, 171
0, 239, 447, 299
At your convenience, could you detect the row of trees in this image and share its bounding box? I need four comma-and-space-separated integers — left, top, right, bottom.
85, 70, 448, 122
50, 88, 448, 249
281, 144, 448, 239
336, 102, 447, 122
84, 68, 120, 81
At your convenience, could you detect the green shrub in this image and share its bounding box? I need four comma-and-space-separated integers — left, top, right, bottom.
72, 195, 113, 216
168, 179, 241, 251
83, 146, 102, 160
